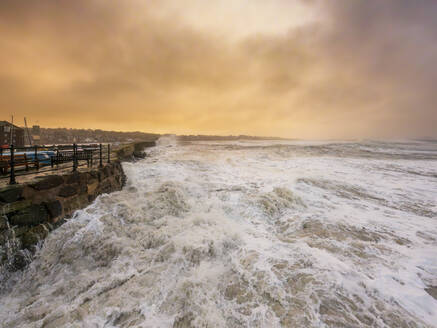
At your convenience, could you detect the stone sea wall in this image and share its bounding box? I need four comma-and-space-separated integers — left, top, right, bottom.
116, 141, 156, 161
0, 161, 126, 270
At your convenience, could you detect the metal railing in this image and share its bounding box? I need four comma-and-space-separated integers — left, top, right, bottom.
0, 143, 111, 185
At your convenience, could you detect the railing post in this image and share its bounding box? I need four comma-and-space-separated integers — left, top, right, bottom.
9, 145, 16, 185
73, 143, 77, 172
107, 144, 110, 163
34, 145, 39, 170
99, 143, 103, 168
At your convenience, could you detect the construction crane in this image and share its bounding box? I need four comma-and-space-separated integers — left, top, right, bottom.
24, 117, 33, 146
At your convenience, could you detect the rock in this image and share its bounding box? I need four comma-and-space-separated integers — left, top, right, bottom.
21, 224, 49, 249
88, 194, 96, 202
1, 200, 32, 215
88, 171, 99, 180
58, 184, 79, 198
10, 252, 29, 271
30, 175, 64, 191
425, 287, 437, 300
65, 172, 80, 184
79, 183, 87, 194
0, 216, 8, 230
9, 205, 49, 226
98, 170, 105, 182
103, 166, 111, 177
99, 179, 114, 194
173, 312, 195, 328
44, 222, 54, 231
52, 217, 68, 229
0, 185, 24, 203
133, 151, 146, 159
87, 181, 99, 195
0, 231, 6, 245
63, 194, 89, 216
66, 172, 88, 185
44, 200, 63, 218
13, 226, 29, 237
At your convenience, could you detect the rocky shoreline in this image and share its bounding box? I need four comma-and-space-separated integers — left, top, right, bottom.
0, 161, 126, 271
0, 140, 156, 272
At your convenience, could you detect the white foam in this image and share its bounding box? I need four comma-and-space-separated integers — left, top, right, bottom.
1, 138, 436, 327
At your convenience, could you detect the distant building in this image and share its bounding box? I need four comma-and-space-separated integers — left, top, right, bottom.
0, 121, 25, 147
31, 125, 41, 144
31, 125, 40, 135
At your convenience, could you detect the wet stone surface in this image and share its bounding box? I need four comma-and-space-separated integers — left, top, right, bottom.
0, 161, 126, 271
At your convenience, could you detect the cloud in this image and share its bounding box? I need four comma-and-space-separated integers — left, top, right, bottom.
0, 0, 436, 138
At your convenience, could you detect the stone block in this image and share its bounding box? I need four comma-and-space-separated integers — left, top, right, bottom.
87, 181, 99, 195
30, 175, 64, 191
44, 200, 63, 218
66, 172, 88, 185
9, 204, 49, 226
0, 185, 24, 203
58, 184, 79, 198
65, 172, 80, 184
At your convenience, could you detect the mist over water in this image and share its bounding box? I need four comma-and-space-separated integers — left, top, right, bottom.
1, 137, 436, 327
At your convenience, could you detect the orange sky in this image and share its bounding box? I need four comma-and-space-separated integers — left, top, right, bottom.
0, 0, 436, 139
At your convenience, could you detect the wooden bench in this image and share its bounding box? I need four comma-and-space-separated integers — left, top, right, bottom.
0, 154, 33, 175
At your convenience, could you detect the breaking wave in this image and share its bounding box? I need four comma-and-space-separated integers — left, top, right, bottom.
1, 137, 436, 327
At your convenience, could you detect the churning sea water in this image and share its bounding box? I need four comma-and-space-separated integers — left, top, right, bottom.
1, 137, 436, 327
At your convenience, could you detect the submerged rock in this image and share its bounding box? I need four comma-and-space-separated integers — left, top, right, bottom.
425, 287, 437, 300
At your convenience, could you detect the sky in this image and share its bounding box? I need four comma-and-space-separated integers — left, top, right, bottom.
0, 0, 436, 139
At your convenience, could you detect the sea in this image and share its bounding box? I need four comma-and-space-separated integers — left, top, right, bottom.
1, 136, 436, 327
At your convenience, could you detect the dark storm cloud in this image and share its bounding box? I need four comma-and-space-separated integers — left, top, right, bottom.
0, 0, 436, 138
318, 0, 437, 136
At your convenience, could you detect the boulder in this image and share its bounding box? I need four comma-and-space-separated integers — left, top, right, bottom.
133, 151, 146, 159
10, 252, 29, 271
21, 224, 49, 249
9, 204, 49, 226
13, 226, 29, 237
44, 200, 63, 218
0, 185, 24, 203
1, 200, 32, 215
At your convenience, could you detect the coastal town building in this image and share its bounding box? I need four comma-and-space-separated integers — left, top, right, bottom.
0, 121, 25, 147
31, 125, 41, 144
